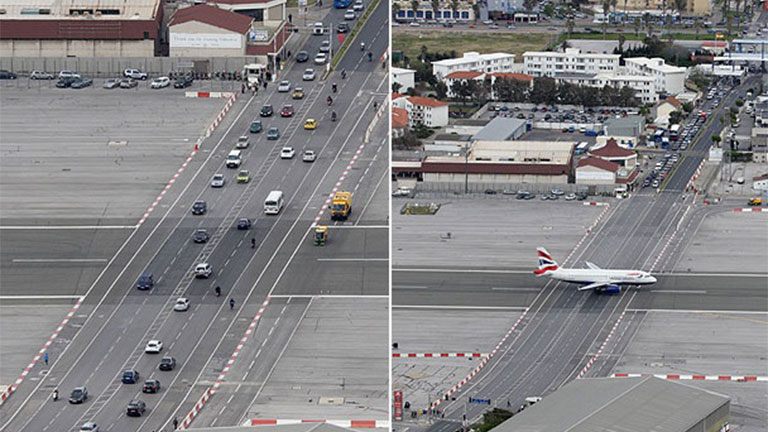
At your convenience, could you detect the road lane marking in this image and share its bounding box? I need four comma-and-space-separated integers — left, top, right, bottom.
0, 295, 84, 300
0, 225, 136, 230
392, 285, 429, 290
269, 294, 388, 298
316, 258, 387, 261
491, 287, 540, 292
626, 308, 768, 314
650, 290, 707, 294
11, 259, 108, 263
394, 305, 529, 311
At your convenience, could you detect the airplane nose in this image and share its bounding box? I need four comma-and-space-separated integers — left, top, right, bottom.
649, 276, 657, 283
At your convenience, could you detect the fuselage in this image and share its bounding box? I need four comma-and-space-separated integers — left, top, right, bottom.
549, 268, 657, 285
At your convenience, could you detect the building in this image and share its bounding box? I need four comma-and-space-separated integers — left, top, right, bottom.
753, 173, 768, 192
625, 57, 687, 95
392, 107, 409, 139
473, 117, 527, 141
392, 67, 416, 92
393, 0, 475, 22
554, 72, 656, 104
654, 96, 683, 126
523, 48, 620, 78
589, 138, 638, 170
576, 156, 621, 184
0, 0, 163, 57
443, 71, 485, 98
587, 0, 711, 16
492, 376, 730, 432
601, 115, 646, 148
209, 0, 287, 22
432, 52, 515, 81
392, 95, 449, 128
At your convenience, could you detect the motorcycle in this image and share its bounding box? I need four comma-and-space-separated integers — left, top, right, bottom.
332, 111, 337, 122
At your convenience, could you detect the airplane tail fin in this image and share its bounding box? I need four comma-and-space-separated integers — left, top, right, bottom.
534, 247, 559, 276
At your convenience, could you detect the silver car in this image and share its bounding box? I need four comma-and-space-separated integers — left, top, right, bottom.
302, 68, 316, 81
277, 80, 291, 92
103, 78, 120, 89
211, 174, 225, 188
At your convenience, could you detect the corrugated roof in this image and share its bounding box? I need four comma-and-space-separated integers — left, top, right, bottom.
418, 160, 570, 176
0, 0, 159, 19
493, 376, 729, 432
577, 156, 620, 172
473, 117, 526, 141
170, 4, 252, 34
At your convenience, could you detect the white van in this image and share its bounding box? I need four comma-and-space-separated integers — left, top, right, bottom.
226, 150, 242, 168
264, 190, 284, 215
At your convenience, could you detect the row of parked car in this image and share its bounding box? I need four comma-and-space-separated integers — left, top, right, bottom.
1, 68, 197, 89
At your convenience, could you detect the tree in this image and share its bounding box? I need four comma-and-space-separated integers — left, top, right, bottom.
410, 0, 420, 22
711, 134, 722, 144
618, 34, 626, 53
643, 12, 653, 37
431, 0, 440, 21
567, 17, 575, 37
393, 2, 401, 20
602, 0, 610, 39
634, 18, 641, 37
694, 16, 701, 39
523, 0, 536, 14
669, 110, 684, 124
450, 0, 460, 20
529, 77, 557, 105
392, 82, 403, 93
434, 81, 448, 100
472, 2, 480, 22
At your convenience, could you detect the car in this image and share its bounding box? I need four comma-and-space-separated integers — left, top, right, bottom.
337, 22, 350, 33
652, 179, 660, 188
296, 50, 310, 62
576, 192, 588, 201
249, 120, 263, 133
120, 78, 138, 88
292, 87, 305, 99
353, 0, 364, 10
58, 70, 80, 80
173, 75, 194, 88
142, 379, 160, 393
260, 104, 274, 117
302, 68, 316, 81
194, 263, 212, 278
69, 387, 88, 404
237, 218, 252, 230
192, 200, 207, 215
30, 70, 54, 80
56, 77, 78, 88
551, 188, 564, 196
71, 78, 93, 89
103, 78, 121, 89
392, 187, 412, 197
79, 422, 100, 432
409, 21, 420, 27
302, 150, 317, 162
506, 24, 516, 29
564, 193, 576, 201
281, 104, 295, 117
193, 229, 209, 243
236, 135, 249, 149
319, 41, 331, 53
145, 340, 163, 354
313, 22, 325, 35
122, 370, 140, 384
136, 272, 154, 290
280, 147, 296, 159
266, 127, 280, 140
314, 53, 328, 65
277, 80, 291, 92
126, 399, 146, 417
211, 173, 225, 188
237, 169, 251, 183
124, 69, 148, 80
540, 194, 550, 201
159, 356, 176, 371
150, 77, 170, 89
344, 9, 356, 20
304, 118, 317, 130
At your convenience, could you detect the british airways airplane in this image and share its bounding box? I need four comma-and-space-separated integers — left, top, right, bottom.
534, 247, 657, 293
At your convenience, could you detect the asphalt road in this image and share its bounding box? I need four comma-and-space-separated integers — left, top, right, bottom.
400, 75, 766, 432
0, 1, 388, 430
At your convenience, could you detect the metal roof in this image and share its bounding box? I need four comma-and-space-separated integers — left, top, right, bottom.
189, 423, 386, 432
0, 0, 160, 19
493, 376, 729, 432
473, 117, 527, 141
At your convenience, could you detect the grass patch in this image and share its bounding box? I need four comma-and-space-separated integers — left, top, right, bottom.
567, 32, 719, 41
393, 32, 555, 61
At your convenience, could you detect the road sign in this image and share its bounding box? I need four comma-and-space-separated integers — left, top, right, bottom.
394, 391, 403, 420
469, 397, 491, 405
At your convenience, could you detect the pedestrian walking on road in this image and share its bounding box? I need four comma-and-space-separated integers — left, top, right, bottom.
251, 238, 256, 249
173, 417, 179, 429
230, 298, 236, 310
241, 82, 245, 94
44, 352, 49, 366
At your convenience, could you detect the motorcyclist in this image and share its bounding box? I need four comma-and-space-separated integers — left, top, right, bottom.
367, 51, 372, 62
52, 389, 58, 402
332, 111, 337, 121
251, 238, 256, 249
373, 101, 378, 110
360, 42, 365, 51
215, 286, 221, 297
341, 69, 346, 79
332, 83, 337, 93
229, 298, 235, 310
327, 96, 333, 105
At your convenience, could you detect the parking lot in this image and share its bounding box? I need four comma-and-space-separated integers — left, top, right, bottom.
484, 103, 637, 128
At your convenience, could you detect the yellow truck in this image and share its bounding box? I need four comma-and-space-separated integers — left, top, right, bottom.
330, 191, 351, 220
748, 198, 762, 206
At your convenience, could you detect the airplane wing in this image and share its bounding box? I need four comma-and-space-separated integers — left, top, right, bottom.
585, 262, 601, 270
577, 281, 610, 291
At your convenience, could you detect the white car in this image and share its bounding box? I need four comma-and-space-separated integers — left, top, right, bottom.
564, 193, 577, 201
392, 187, 412, 197
194, 263, 212, 278
314, 53, 327, 64
79, 423, 100, 432
145, 340, 163, 354
150, 77, 170, 89
302, 150, 316, 162
277, 80, 291, 92
174, 298, 190, 312
123, 68, 148, 80
353, 0, 364, 11
319, 40, 331, 53
302, 68, 316, 81
211, 174, 225, 188
236, 135, 249, 149
313, 22, 324, 35
30, 70, 54, 80
280, 147, 296, 159
58, 70, 80, 80
344, 9, 356, 20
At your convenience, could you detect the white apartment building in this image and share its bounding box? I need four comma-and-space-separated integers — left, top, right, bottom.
432, 52, 516, 81
443, 71, 486, 98
524, 48, 620, 78
625, 57, 687, 95
392, 67, 416, 92
392, 95, 449, 128
554, 72, 656, 104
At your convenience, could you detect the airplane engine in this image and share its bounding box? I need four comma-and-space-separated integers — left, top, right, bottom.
601, 285, 622, 294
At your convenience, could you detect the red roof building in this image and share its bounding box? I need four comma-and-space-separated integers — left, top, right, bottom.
170, 4, 253, 34
392, 107, 409, 138
589, 138, 637, 170
444, 71, 485, 80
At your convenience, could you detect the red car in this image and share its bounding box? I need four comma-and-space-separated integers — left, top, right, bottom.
142, 379, 160, 393
280, 105, 294, 117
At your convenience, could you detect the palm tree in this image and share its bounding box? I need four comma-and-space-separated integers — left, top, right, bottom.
623, 0, 629, 22
602, 0, 611, 39
393, 2, 401, 21
410, 0, 420, 22
567, 16, 575, 37
472, 2, 480, 23
431, 0, 440, 21
634, 18, 641, 36
733, 0, 742, 33
644, 12, 653, 36
618, 33, 626, 53
694, 16, 701, 39
450, 0, 459, 21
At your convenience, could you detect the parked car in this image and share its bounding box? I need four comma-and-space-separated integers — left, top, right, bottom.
0, 69, 19, 79
173, 75, 194, 88
120, 78, 138, 88
124, 68, 148, 80
71, 78, 93, 89
150, 77, 170, 89
30, 70, 54, 80
58, 70, 80, 80
103, 78, 121, 89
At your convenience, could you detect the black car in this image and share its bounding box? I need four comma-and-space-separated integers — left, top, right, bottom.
126, 399, 146, 417
237, 218, 251, 230
192, 200, 207, 215
142, 379, 160, 393
0, 70, 17, 79
68, 387, 88, 404
136, 272, 154, 290
174, 75, 194, 88
260, 104, 274, 117
122, 370, 140, 384
296, 51, 309, 63
56, 77, 77, 88
71, 78, 93, 89
337, 23, 350, 33
159, 356, 176, 371
193, 229, 209, 243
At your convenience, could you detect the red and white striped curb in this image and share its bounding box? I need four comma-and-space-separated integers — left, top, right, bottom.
206, 93, 238, 137
583, 201, 608, 206
392, 352, 488, 358
185, 91, 235, 98
312, 143, 366, 227
430, 310, 528, 409
612, 373, 768, 382
0, 296, 85, 406
179, 296, 271, 429
577, 311, 626, 379
245, 419, 390, 428
364, 99, 388, 144
733, 208, 764, 212
686, 158, 706, 193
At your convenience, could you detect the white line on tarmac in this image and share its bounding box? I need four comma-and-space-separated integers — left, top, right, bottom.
11, 259, 108, 263
269, 294, 389, 299
491, 287, 541, 292
392, 285, 429, 290
394, 268, 768, 278
650, 290, 707, 294
328, 225, 388, 229
316, 258, 387, 261
394, 305, 529, 311
0, 226, 136, 230
626, 308, 768, 314
0, 295, 85, 300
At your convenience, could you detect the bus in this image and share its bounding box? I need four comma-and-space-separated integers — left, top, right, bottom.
333, 0, 352, 8
653, 129, 665, 143
264, 190, 284, 215
670, 124, 680, 141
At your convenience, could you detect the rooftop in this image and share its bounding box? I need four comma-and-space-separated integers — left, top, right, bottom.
445, 71, 485, 80
472, 117, 526, 141
524, 48, 619, 60
407, 96, 448, 108
488, 72, 533, 82
625, 56, 686, 73
170, 4, 253, 34
392, 107, 409, 129
432, 52, 515, 67
590, 138, 635, 158
604, 115, 645, 137
471, 140, 575, 165
577, 156, 620, 172
0, 0, 160, 19
392, 67, 415, 74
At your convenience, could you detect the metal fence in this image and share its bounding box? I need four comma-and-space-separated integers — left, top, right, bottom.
0, 57, 257, 78
409, 181, 618, 196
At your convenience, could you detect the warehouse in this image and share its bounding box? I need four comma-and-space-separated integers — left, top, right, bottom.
493, 376, 730, 432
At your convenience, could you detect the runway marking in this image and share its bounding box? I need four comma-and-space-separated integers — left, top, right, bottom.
11, 258, 108, 263
393, 285, 429, 290
650, 290, 707, 294
0, 225, 137, 230
626, 308, 768, 314
394, 305, 529, 311
244, 419, 391, 428
392, 352, 489, 358
269, 294, 388, 299
394, 268, 768, 278
0, 295, 84, 300
316, 258, 387, 262
327, 225, 388, 229
491, 287, 540, 292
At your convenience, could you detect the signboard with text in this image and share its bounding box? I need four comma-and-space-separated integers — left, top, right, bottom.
170, 33, 242, 49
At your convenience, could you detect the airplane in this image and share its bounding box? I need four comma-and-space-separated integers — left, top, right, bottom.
534, 247, 657, 293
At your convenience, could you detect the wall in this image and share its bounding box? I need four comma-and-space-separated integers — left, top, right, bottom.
0, 39, 155, 58
169, 21, 245, 58
424, 172, 569, 184
407, 180, 618, 195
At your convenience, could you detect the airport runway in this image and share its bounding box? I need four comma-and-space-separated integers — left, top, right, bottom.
0, 2, 388, 430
